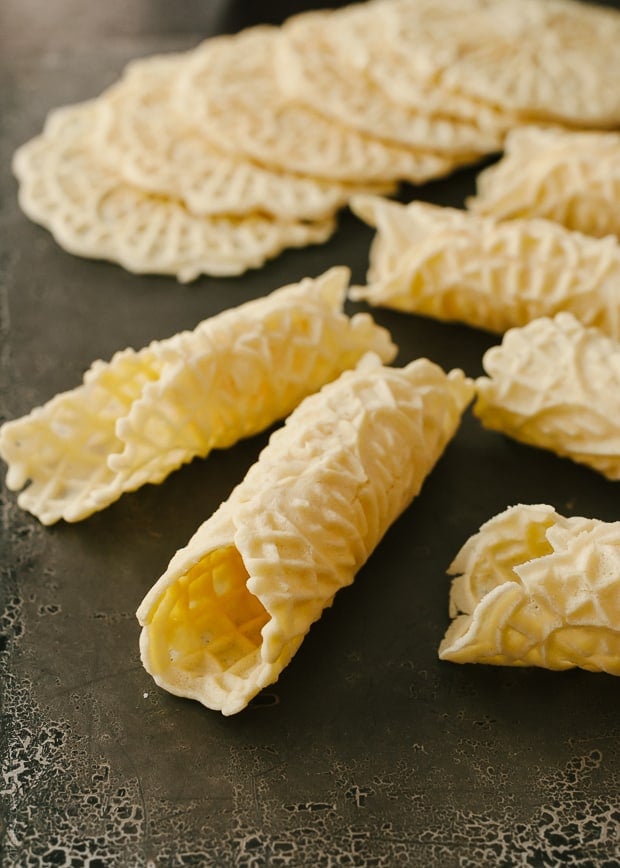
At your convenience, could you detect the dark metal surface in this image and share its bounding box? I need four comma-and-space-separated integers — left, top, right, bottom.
1, 2, 619, 865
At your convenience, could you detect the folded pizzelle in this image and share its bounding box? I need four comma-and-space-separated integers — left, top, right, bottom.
467, 126, 620, 239
439, 504, 620, 674
0, 268, 396, 525
350, 195, 620, 339
137, 355, 474, 715
474, 313, 620, 480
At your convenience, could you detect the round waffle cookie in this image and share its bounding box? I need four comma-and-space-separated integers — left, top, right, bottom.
174, 25, 458, 185
468, 126, 620, 239
277, 8, 508, 156
440, 504, 620, 673
94, 52, 393, 221
474, 313, 620, 480
376, 0, 620, 127
12, 101, 335, 282
313, 0, 512, 127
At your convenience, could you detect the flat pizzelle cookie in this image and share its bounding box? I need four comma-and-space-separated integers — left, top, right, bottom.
0, 268, 397, 525
473, 313, 620, 480
468, 126, 620, 238
12, 101, 335, 282
375, 0, 620, 127
137, 355, 474, 714
94, 53, 393, 221
439, 504, 620, 674
350, 195, 620, 339
173, 25, 457, 185
324, 0, 515, 129
276, 10, 504, 157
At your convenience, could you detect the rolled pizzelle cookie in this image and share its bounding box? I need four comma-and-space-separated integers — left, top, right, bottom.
474, 312, 620, 480
467, 126, 620, 239
0, 268, 396, 524
350, 195, 620, 339
137, 355, 474, 715
439, 504, 620, 674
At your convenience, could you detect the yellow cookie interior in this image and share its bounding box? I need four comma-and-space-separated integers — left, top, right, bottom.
146, 546, 269, 681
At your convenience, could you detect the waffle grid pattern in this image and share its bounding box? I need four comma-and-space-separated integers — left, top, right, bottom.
277, 13, 504, 156
175, 27, 455, 185
13, 103, 334, 282
94, 54, 391, 221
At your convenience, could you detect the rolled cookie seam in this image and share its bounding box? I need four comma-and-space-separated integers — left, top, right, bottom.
0, 267, 396, 524
137, 354, 474, 715
474, 312, 620, 480
439, 504, 620, 674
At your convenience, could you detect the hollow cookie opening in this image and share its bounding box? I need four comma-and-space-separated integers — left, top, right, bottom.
144, 546, 270, 702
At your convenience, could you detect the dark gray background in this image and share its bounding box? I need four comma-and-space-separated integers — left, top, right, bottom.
1, 2, 619, 865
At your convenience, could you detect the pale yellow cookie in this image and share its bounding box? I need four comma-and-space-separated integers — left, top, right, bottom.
474, 313, 620, 480
375, 0, 620, 127
277, 10, 504, 156
322, 0, 515, 129
174, 25, 457, 185
0, 268, 397, 524
350, 195, 620, 339
94, 52, 393, 221
439, 504, 620, 674
13, 101, 335, 281
468, 126, 620, 238
137, 354, 474, 714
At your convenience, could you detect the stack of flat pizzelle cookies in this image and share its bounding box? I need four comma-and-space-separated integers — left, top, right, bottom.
13, 0, 620, 279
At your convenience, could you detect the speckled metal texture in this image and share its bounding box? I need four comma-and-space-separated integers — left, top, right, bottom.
1, 2, 619, 866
